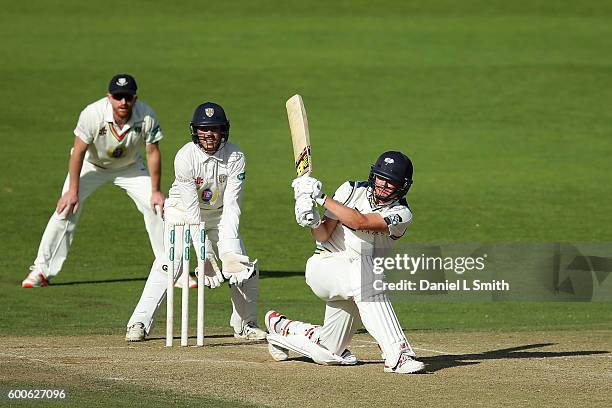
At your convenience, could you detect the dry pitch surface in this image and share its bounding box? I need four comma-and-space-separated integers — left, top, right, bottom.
2, 330, 610, 407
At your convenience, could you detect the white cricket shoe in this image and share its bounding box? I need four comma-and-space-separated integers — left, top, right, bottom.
340, 349, 358, 365
174, 272, 198, 289
267, 342, 290, 361
125, 323, 146, 342
22, 268, 49, 288
234, 323, 267, 340
384, 353, 425, 374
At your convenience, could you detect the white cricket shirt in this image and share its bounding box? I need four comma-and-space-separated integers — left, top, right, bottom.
168, 142, 246, 256
317, 181, 412, 256
74, 97, 163, 169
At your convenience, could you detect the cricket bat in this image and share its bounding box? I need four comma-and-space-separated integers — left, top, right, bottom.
286, 94, 312, 177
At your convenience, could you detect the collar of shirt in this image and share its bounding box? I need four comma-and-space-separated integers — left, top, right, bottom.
195, 144, 225, 162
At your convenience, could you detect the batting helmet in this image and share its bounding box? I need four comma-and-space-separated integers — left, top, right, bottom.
368, 151, 413, 203
190, 102, 230, 147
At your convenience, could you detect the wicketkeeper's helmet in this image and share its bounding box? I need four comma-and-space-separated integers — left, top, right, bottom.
190, 102, 230, 146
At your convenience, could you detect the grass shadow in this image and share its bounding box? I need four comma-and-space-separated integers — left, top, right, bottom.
421, 343, 610, 373
47, 270, 303, 286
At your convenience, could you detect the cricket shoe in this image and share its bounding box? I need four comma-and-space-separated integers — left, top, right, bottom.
22, 268, 49, 288
234, 323, 267, 340
174, 272, 198, 289
267, 341, 290, 361
339, 349, 358, 365
384, 353, 425, 374
125, 323, 146, 342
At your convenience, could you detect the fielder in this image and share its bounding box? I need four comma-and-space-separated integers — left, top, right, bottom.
22, 74, 177, 288
125, 102, 266, 341
265, 151, 425, 373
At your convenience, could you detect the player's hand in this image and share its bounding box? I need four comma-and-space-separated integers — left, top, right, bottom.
163, 203, 187, 226
307, 209, 321, 228
56, 190, 79, 217
150, 191, 165, 218
295, 196, 320, 228
195, 254, 224, 289
221, 253, 258, 286
291, 176, 326, 205
300, 208, 321, 228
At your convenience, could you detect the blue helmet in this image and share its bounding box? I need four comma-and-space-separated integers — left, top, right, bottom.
190, 102, 230, 147
368, 151, 413, 203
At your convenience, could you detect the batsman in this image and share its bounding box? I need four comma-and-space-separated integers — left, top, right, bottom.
266, 151, 425, 374
126, 102, 265, 341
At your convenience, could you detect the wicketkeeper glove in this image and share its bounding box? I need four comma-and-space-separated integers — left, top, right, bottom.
291, 176, 327, 206
195, 253, 224, 289
221, 252, 258, 286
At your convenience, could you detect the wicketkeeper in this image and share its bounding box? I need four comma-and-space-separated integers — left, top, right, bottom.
126, 102, 265, 341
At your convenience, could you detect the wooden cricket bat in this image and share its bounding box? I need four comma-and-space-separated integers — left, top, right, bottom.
286, 94, 312, 177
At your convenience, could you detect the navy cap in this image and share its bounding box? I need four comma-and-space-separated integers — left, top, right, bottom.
108, 74, 137, 95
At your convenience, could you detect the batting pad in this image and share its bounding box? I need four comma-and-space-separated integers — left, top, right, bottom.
267, 334, 357, 366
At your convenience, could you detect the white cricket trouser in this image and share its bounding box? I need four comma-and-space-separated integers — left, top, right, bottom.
289, 251, 416, 368
126, 202, 258, 334
32, 159, 164, 278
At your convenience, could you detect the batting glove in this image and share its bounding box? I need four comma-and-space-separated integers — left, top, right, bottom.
294, 196, 321, 228
302, 208, 321, 229
292, 176, 326, 205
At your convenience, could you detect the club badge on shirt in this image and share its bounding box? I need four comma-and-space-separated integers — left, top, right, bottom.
108, 146, 125, 158
201, 189, 213, 203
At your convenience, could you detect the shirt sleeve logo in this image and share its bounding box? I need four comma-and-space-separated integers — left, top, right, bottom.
237, 172, 245, 181
384, 214, 402, 226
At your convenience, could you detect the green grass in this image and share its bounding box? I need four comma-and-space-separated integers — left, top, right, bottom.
1, 1, 611, 406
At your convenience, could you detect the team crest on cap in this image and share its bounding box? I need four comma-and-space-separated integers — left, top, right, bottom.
384, 157, 395, 164
205, 107, 215, 117
116, 77, 128, 86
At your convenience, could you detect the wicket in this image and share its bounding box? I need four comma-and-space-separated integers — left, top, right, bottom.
165, 223, 206, 347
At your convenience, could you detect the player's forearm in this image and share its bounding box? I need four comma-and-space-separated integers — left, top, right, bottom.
146, 144, 162, 192
322, 197, 368, 230
310, 223, 330, 241
68, 142, 87, 193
